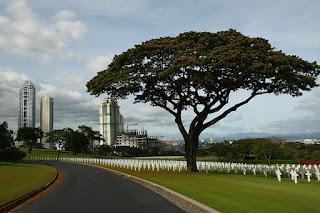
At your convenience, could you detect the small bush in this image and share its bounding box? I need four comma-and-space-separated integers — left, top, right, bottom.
0, 149, 27, 161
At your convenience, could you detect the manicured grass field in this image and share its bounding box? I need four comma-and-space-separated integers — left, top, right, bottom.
0, 162, 56, 206
22, 148, 100, 160
100, 165, 320, 213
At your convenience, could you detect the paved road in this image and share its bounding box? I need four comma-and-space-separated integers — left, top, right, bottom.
19, 162, 184, 213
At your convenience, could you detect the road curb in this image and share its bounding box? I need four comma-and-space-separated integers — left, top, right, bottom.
0, 169, 59, 213
88, 164, 220, 213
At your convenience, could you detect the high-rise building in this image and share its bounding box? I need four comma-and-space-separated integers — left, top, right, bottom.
18, 81, 36, 128
99, 97, 124, 147
40, 94, 53, 135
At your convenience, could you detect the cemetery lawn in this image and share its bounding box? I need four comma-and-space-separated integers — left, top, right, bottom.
22, 148, 121, 160
0, 162, 56, 206
101, 165, 320, 213
22, 148, 89, 159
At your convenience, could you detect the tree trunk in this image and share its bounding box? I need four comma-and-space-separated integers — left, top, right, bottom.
174, 115, 200, 172
185, 136, 199, 172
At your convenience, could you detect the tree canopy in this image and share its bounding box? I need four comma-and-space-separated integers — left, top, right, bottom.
16, 127, 43, 153
0, 121, 14, 150
78, 125, 104, 149
87, 29, 320, 171
46, 130, 66, 147
46, 126, 101, 155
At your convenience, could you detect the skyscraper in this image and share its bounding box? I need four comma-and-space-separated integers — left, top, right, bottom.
99, 97, 124, 147
40, 94, 53, 134
18, 81, 36, 128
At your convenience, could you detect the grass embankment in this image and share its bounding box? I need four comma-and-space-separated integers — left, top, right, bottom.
99, 165, 320, 213
0, 162, 56, 206
22, 148, 98, 160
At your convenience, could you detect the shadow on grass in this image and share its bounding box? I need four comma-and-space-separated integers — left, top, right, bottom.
0, 161, 42, 167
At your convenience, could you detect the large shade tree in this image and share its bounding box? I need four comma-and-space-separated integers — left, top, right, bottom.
46, 130, 66, 160
16, 127, 43, 153
87, 29, 319, 171
78, 125, 104, 149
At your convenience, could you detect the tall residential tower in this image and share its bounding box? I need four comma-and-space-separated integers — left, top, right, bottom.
40, 94, 53, 134
99, 97, 124, 147
18, 81, 36, 128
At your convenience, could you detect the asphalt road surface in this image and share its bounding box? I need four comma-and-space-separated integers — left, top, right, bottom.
19, 161, 185, 213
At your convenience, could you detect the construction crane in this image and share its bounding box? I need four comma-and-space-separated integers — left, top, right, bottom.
126, 123, 138, 133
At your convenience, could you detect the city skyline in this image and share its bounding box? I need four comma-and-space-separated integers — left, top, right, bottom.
0, 0, 319, 139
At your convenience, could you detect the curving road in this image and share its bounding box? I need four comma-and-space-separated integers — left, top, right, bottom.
19, 162, 184, 213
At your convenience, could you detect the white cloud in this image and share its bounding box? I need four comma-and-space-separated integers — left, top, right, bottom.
55, 71, 84, 88
0, 67, 28, 129
85, 55, 114, 74
295, 88, 320, 115
36, 83, 100, 129
261, 87, 320, 134
121, 103, 175, 126
53, 10, 87, 40
0, 68, 99, 131
0, 0, 87, 63
262, 116, 320, 134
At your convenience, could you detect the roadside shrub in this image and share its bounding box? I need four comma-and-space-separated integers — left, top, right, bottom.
0, 149, 26, 161
95, 145, 112, 156
304, 150, 320, 160
197, 148, 209, 156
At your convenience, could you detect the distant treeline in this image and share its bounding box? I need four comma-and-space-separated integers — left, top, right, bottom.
198, 138, 320, 162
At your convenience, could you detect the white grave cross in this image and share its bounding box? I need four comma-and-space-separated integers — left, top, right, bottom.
275, 168, 282, 182
306, 170, 312, 183
315, 169, 320, 181
293, 170, 299, 184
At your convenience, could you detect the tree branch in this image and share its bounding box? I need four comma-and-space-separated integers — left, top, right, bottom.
209, 100, 228, 113
175, 111, 188, 141
152, 101, 177, 116
201, 91, 268, 131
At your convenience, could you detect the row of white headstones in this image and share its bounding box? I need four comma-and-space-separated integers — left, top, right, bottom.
31, 156, 320, 184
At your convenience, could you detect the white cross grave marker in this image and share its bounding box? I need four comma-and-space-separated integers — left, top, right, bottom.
293, 170, 299, 184
306, 170, 312, 183
275, 168, 282, 182
315, 169, 320, 181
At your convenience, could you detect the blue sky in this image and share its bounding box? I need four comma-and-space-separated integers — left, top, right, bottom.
0, 0, 319, 139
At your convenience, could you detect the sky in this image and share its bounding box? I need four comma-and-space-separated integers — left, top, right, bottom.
0, 0, 319, 140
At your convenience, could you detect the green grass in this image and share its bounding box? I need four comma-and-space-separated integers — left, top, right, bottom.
100, 165, 320, 213
196, 156, 215, 161
22, 148, 101, 160
0, 162, 56, 206
22, 149, 148, 160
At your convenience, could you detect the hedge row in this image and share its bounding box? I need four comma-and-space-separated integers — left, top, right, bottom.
0, 149, 26, 161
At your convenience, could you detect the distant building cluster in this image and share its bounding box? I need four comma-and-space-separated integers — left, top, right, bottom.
286, 139, 320, 145
16, 82, 171, 151
98, 96, 162, 151
18, 81, 53, 148
114, 130, 161, 150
